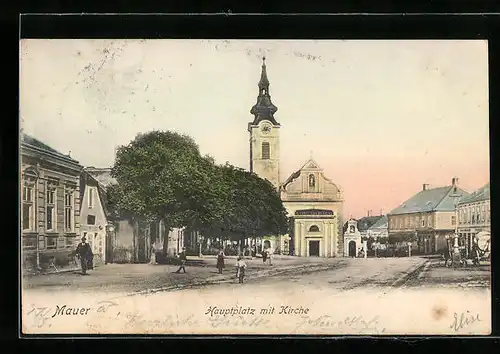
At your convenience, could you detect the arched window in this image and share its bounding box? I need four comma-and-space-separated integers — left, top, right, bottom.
308, 174, 316, 188
261, 142, 270, 160
309, 225, 320, 232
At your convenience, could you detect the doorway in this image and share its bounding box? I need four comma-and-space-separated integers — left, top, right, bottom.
348, 240, 356, 257
309, 240, 320, 257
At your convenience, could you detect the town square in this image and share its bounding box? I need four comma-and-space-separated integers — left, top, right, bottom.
20, 40, 491, 335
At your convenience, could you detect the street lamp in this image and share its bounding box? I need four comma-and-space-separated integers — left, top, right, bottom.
449, 192, 462, 251
408, 241, 412, 257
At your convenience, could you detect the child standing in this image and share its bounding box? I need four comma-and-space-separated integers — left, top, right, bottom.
235, 256, 247, 284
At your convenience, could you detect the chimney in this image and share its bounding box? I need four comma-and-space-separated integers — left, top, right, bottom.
423, 184, 430, 191
380, 209, 384, 216
452, 177, 459, 186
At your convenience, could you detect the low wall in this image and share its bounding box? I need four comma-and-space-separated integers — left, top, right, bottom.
22, 249, 75, 271
111, 246, 134, 263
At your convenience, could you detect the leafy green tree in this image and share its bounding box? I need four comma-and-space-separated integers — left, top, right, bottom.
110, 130, 212, 255
214, 164, 289, 251
109, 130, 289, 256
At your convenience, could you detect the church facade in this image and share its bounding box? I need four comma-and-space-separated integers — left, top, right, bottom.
247, 58, 344, 257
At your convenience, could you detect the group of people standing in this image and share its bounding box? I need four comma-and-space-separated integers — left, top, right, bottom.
216, 248, 274, 284
443, 236, 486, 267
216, 250, 247, 283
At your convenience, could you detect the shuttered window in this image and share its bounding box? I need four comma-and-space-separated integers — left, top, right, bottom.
262, 142, 270, 160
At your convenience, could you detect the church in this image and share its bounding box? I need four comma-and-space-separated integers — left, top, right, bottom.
247, 58, 344, 257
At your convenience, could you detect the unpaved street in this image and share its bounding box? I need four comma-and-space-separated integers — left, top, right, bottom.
22, 256, 491, 335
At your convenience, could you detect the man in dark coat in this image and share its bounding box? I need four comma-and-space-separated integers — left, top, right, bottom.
471, 238, 481, 266
75, 236, 93, 275
216, 249, 225, 274
175, 248, 187, 273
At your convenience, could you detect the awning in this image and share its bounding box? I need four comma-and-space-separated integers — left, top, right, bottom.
475, 231, 491, 250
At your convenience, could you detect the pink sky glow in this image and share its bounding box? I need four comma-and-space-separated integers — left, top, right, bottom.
20, 40, 490, 219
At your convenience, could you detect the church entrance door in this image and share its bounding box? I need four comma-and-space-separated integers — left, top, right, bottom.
348, 240, 356, 257
309, 240, 320, 257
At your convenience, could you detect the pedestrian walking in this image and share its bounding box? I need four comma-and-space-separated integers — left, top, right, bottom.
75, 236, 93, 275
235, 256, 247, 284
443, 248, 451, 267
216, 249, 225, 274
175, 247, 187, 273
471, 238, 481, 266
149, 242, 157, 265
267, 249, 273, 266
262, 250, 268, 263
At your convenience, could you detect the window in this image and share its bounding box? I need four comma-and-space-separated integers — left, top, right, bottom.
22, 185, 34, 231
89, 188, 94, 208
46, 189, 56, 231
64, 190, 74, 231
427, 215, 432, 227
451, 215, 456, 226
46, 236, 57, 249
87, 215, 96, 225
65, 236, 75, 248
261, 142, 270, 160
309, 225, 320, 232
421, 218, 425, 227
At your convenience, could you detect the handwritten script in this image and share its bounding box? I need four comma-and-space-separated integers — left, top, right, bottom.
295, 315, 386, 334
25, 306, 52, 328
450, 311, 481, 332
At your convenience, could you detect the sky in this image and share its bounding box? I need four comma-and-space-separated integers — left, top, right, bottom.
19, 39, 490, 219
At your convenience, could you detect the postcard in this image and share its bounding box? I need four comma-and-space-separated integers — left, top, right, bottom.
20, 39, 491, 335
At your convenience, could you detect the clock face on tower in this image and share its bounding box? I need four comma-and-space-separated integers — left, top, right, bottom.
261, 124, 272, 134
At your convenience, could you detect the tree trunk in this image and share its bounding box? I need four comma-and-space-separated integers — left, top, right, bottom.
162, 220, 169, 256
132, 219, 138, 263
240, 233, 246, 254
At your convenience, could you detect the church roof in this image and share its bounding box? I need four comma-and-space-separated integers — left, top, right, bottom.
458, 182, 490, 204
388, 185, 469, 215
281, 158, 322, 188
250, 57, 279, 126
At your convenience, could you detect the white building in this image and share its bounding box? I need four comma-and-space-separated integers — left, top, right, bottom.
343, 219, 363, 257
457, 182, 490, 258
247, 58, 344, 257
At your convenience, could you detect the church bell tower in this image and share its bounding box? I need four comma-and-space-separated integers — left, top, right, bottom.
248, 57, 281, 190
